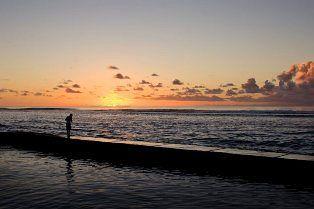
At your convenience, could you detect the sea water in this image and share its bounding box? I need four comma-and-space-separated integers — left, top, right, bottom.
0, 108, 313, 155
0, 108, 314, 208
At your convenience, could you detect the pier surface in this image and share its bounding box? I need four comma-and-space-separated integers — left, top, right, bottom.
1, 132, 313, 182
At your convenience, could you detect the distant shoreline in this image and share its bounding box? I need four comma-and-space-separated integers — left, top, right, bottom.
1, 107, 314, 114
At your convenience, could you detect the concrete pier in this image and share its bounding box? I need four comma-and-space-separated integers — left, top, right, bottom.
1, 132, 313, 183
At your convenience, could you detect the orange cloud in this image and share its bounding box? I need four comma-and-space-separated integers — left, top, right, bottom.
65, 88, 82, 94
172, 79, 184, 85
114, 73, 130, 79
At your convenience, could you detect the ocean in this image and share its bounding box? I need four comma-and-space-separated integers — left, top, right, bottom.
0, 108, 313, 208
0, 108, 313, 155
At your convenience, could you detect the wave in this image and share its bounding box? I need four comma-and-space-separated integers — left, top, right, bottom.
102, 108, 312, 113
98, 109, 314, 116
1, 107, 314, 116
0, 107, 77, 111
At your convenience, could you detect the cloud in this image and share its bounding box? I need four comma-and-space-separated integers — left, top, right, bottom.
153, 94, 224, 102
228, 96, 255, 102
204, 88, 224, 94
280, 80, 296, 90
278, 70, 295, 90
172, 79, 184, 85
151, 73, 159, 77
142, 94, 152, 98
149, 83, 163, 88
277, 71, 293, 83
226, 89, 238, 96
63, 80, 72, 85
133, 87, 144, 91
260, 80, 275, 93
156, 83, 163, 88
19, 90, 51, 97
134, 94, 153, 99
16, 90, 52, 97
65, 88, 82, 93
227, 89, 314, 105
32, 92, 52, 97
295, 61, 314, 88
252, 61, 314, 105
221, 83, 235, 87
139, 80, 150, 84
277, 61, 314, 89
114, 73, 130, 79
141, 84, 223, 102
125, 61, 313, 105
0, 88, 18, 94
52, 80, 75, 90
72, 84, 81, 88
34, 92, 43, 96
108, 65, 119, 70
241, 78, 260, 93
257, 88, 314, 105
57, 85, 66, 88
20, 91, 30, 96
179, 87, 202, 95
194, 85, 205, 89
225, 61, 313, 105
114, 86, 129, 92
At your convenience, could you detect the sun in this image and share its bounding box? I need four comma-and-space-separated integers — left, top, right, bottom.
101, 93, 130, 107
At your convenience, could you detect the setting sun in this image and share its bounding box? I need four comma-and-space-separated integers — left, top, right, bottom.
101, 93, 130, 107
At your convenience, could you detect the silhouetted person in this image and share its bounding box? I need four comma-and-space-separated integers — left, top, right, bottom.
65, 114, 73, 139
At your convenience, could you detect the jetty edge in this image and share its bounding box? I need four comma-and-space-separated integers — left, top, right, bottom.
0, 131, 313, 182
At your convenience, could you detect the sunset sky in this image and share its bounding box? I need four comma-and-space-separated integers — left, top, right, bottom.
0, 0, 313, 108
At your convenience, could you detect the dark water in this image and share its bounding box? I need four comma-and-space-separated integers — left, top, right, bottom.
0, 109, 313, 155
1, 109, 314, 208
0, 146, 313, 209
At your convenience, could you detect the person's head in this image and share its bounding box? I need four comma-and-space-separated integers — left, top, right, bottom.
69, 113, 73, 118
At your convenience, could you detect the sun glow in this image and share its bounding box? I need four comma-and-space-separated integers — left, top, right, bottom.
101, 93, 130, 107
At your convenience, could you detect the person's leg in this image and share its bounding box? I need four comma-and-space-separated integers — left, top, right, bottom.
67, 129, 70, 139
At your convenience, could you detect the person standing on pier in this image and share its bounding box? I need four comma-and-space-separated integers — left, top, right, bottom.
65, 114, 73, 139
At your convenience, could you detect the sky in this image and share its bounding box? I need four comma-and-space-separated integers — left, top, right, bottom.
0, 0, 313, 108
